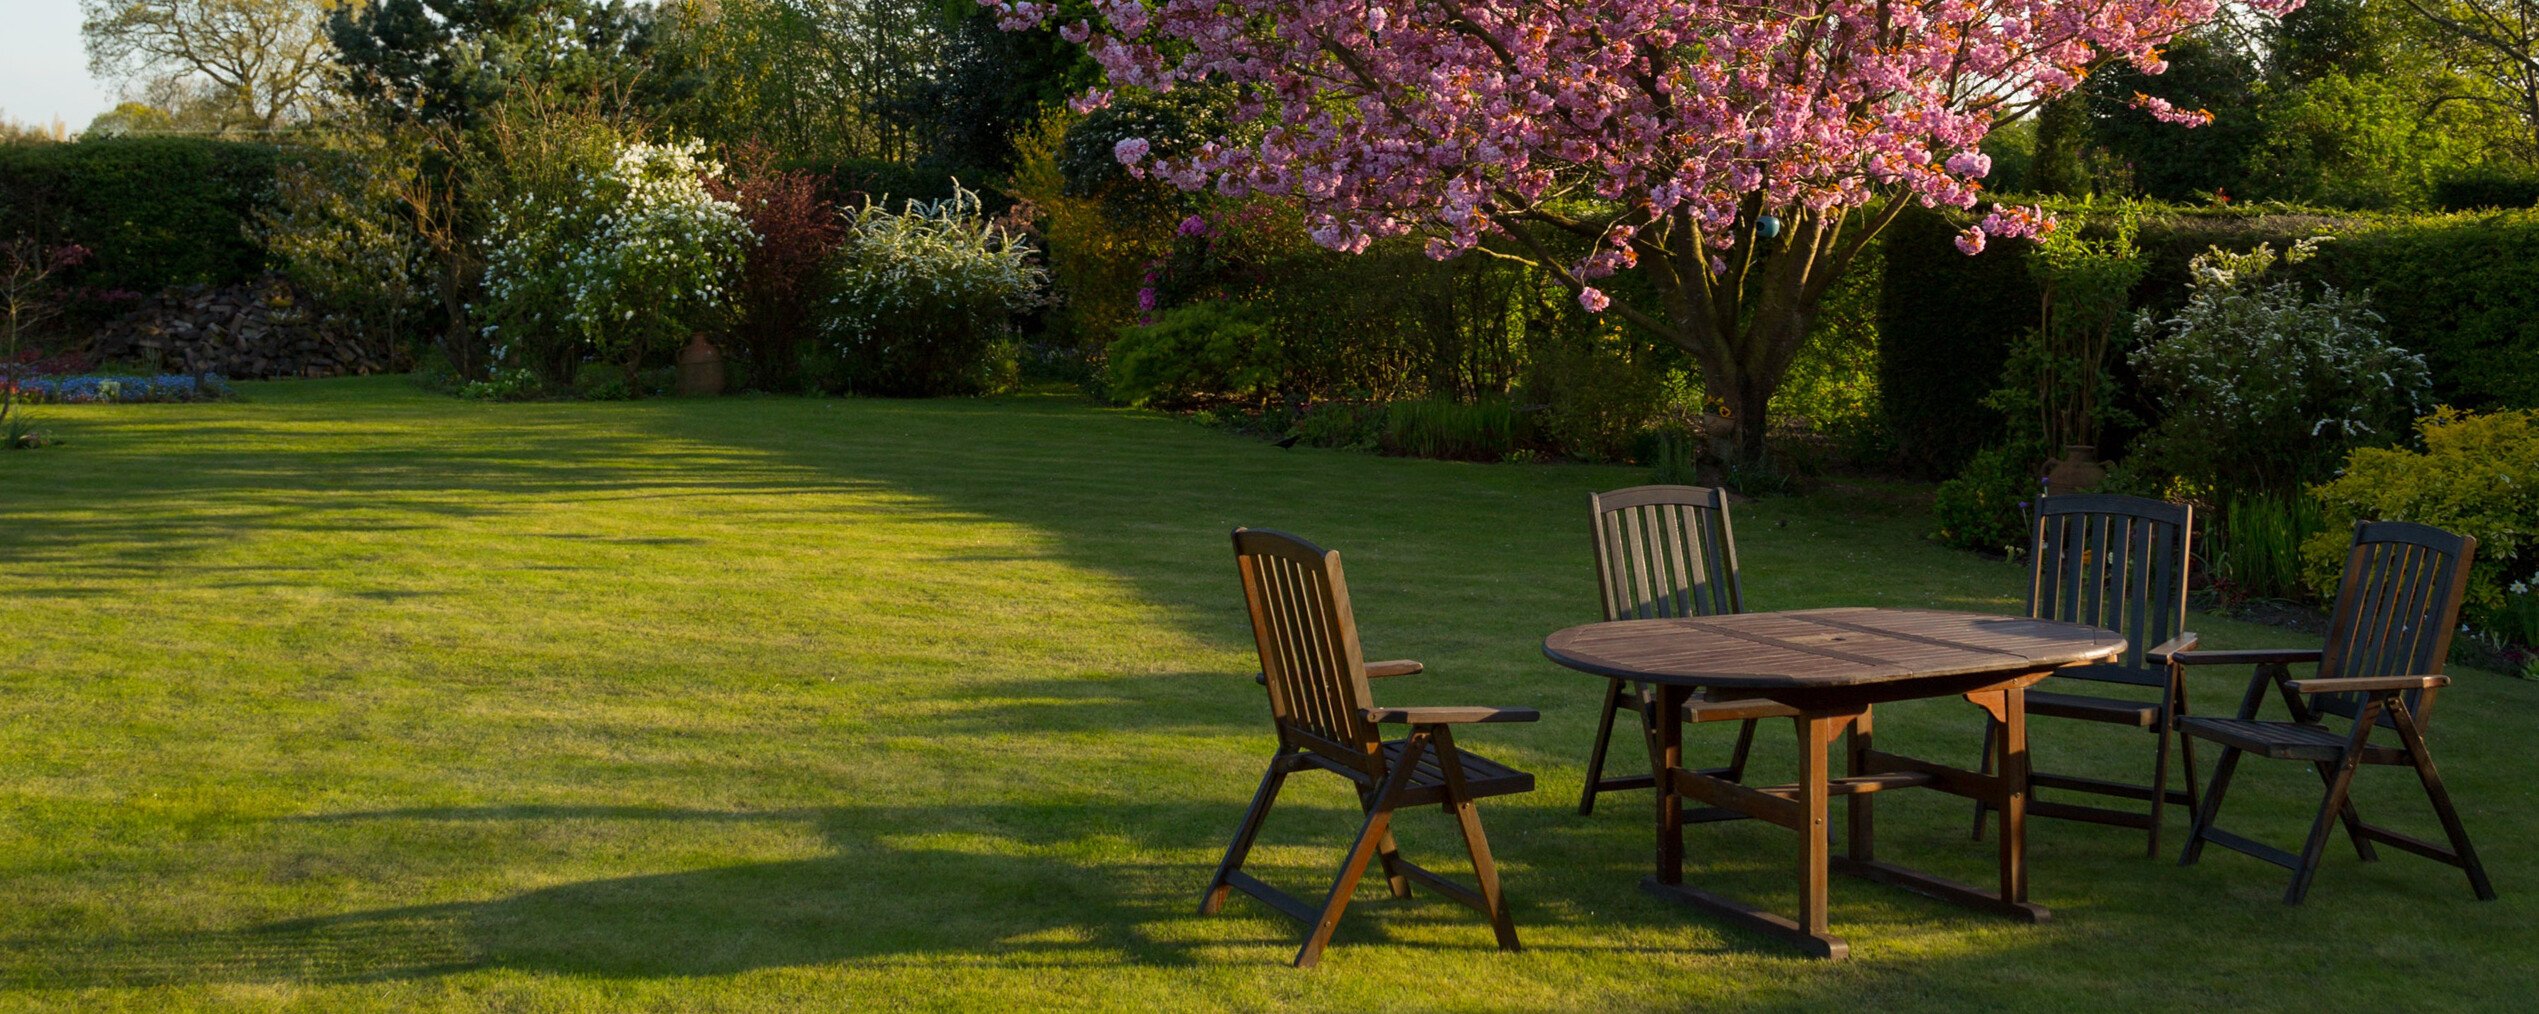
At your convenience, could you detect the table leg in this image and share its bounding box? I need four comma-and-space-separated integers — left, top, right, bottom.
1649, 682, 1689, 885
1797, 713, 1832, 941
1997, 685, 2030, 905
1846, 708, 1874, 864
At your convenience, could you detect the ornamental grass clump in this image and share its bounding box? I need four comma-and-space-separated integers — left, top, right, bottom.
813, 183, 1046, 396
481, 138, 751, 392
2128, 238, 2428, 495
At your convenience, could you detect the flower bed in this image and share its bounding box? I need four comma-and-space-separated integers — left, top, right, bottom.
7, 373, 233, 404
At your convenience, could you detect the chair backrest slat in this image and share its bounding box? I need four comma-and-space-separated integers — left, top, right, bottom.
2315, 522, 2476, 724
1590, 486, 1744, 621
2027, 494, 2193, 671
1233, 529, 1381, 769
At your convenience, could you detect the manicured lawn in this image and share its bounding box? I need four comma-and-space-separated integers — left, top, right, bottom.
2, 377, 2532, 1011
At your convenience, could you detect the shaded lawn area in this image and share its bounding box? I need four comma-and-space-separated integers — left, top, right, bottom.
1, 376, 2532, 1011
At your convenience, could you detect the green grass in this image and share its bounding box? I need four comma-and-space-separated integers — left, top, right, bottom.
2, 377, 2533, 1011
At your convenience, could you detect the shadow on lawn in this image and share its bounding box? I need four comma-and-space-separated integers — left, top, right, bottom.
35, 799, 1738, 987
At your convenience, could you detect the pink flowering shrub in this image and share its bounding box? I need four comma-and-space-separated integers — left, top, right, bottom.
990, 0, 2303, 461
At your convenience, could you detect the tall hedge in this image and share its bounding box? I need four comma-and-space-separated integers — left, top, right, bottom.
1876, 206, 2037, 475
1879, 202, 2539, 473
0, 137, 285, 294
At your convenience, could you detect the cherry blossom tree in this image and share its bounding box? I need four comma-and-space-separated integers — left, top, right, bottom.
988, 0, 2299, 463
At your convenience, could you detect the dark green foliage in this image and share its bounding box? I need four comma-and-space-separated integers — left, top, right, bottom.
2309, 213, 2539, 409
1888, 204, 2539, 480
1931, 439, 2046, 555
1877, 206, 2036, 475
890, 8, 1093, 177
2079, 35, 2264, 202
2432, 167, 2539, 211
1288, 400, 1382, 450
0, 137, 283, 294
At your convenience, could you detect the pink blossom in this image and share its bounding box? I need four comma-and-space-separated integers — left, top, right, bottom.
984, 0, 2296, 294
1578, 287, 1611, 312
1176, 214, 1210, 238
2131, 92, 2215, 127
1136, 286, 1158, 312
1954, 228, 1987, 255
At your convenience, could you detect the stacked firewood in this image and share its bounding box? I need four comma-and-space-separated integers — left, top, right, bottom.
88, 279, 395, 379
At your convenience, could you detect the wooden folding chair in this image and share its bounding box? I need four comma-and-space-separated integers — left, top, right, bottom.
1972, 494, 2201, 855
1577, 485, 1796, 816
2176, 521, 2497, 905
1203, 528, 1539, 968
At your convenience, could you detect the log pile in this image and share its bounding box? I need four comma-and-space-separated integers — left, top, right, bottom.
88, 279, 395, 379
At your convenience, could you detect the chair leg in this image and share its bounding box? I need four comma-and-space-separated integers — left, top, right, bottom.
1203, 750, 1294, 915
2181, 744, 2243, 867
2388, 698, 2498, 901
1357, 784, 1412, 900
1579, 677, 1627, 815
2311, 758, 2379, 862
1435, 727, 1520, 952
2286, 720, 2372, 906
1296, 734, 1424, 968
2147, 710, 2175, 859
1970, 716, 1997, 841
1724, 718, 1759, 782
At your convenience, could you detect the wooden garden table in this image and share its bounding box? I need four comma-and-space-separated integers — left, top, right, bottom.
1542, 607, 2124, 959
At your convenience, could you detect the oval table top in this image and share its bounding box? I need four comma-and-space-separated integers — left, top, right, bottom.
1542, 607, 2124, 690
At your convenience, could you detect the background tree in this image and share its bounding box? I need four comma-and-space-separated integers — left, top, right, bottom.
326, 0, 678, 127
81, 0, 337, 133
654, 0, 947, 163
993, 0, 2299, 465
2396, 0, 2539, 161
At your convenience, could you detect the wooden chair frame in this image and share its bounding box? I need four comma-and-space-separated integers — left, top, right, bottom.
1204, 528, 1539, 967
1973, 493, 2201, 856
2175, 521, 2496, 904
1578, 485, 1793, 817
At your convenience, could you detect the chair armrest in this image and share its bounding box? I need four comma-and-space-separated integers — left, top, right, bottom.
1255, 659, 1425, 686
2285, 675, 2450, 694
2144, 632, 2199, 666
2171, 647, 2323, 666
1361, 706, 1540, 725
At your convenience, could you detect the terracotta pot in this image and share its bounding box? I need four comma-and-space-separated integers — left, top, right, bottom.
2044, 444, 2106, 496
675, 335, 725, 396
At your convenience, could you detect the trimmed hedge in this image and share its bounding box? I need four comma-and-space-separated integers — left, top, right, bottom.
1881, 202, 2539, 473
0, 137, 285, 294
1876, 206, 2036, 475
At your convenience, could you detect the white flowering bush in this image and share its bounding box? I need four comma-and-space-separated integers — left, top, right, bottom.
813, 184, 1046, 396
481, 138, 750, 388
2129, 238, 2429, 494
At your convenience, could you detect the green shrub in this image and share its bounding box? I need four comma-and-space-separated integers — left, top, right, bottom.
1520, 321, 1684, 463
0, 136, 283, 294
1289, 400, 1380, 450
2304, 408, 2539, 636
2432, 167, 2539, 212
1380, 396, 1519, 461
2129, 238, 2427, 495
814, 184, 1044, 397
1932, 439, 2046, 555
1102, 300, 1280, 409
481, 137, 750, 391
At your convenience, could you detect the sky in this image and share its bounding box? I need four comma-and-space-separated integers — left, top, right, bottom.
0, 1, 120, 131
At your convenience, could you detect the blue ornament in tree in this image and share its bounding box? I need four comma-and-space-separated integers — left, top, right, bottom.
1755, 214, 1783, 239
